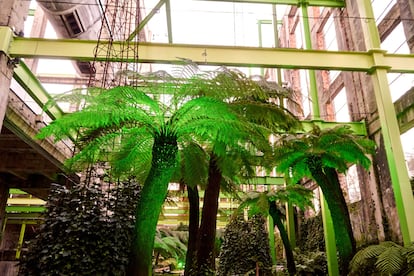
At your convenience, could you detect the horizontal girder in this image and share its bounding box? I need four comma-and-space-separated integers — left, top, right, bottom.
6, 36, 414, 74
199, 0, 345, 7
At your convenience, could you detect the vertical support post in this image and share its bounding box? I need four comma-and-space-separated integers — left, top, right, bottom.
320, 192, 339, 275
0, 27, 14, 131
268, 215, 277, 265
15, 222, 26, 259
301, 4, 320, 119
301, 4, 339, 275
272, 5, 283, 85
165, 0, 173, 43
0, 184, 9, 243
285, 203, 296, 248
357, 0, 414, 245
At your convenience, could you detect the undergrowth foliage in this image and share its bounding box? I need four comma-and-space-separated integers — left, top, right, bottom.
18, 181, 140, 276
218, 215, 273, 276
349, 241, 414, 275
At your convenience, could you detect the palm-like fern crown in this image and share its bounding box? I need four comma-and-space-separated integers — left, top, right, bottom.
38, 64, 302, 186
38, 85, 246, 178
237, 184, 313, 217
273, 124, 376, 184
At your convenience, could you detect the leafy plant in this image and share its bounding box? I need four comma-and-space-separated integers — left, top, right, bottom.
297, 212, 325, 252
153, 228, 187, 270
217, 215, 273, 276
236, 185, 314, 275
18, 181, 139, 276
173, 65, 301, 275
294, 250, 328, 276
349, 241, 414, 275
273, 124, 376, 274
37, 85, 248, 275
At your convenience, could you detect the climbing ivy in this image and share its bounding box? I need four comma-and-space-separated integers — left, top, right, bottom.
18, 181, 140, 276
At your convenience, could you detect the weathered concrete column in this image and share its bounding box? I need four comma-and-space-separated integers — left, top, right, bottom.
0, 183, 9, 237
0, 0, 30, 251
398, 0, 414, 52
0, 0, 30, 131
0, 50, 13, 131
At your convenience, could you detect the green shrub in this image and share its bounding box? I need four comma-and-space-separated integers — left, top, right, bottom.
218, 215, 273, 276
18, 181, 140, 276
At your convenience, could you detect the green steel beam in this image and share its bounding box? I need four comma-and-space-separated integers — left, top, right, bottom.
9, 188, 27, 195
0, 26, 13, 56
6, 206, 46, 213
127, 0, 166, 41
198, 0, 345, 8
250, 176, 285, 185
302, 3, 338, 274
165, 0, 173, 43
13, 61, 64, 120
15, 223, 26, 259
320, 192, 339, 275
300, 120, 367, 135
5, 219, 41, 225
358, 0, 414, 246
302, 4, 320, 118
7, 35, 414, 73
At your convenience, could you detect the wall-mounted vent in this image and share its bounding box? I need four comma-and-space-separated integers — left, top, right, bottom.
76, 61, 96, 75
60, 10, 84, 37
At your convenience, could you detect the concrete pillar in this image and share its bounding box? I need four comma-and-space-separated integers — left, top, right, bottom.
0, 183, 8, 237
0, 1, 29, 251
398, 0, 414, 52
24, 6, 48, 72
332, 7, 387, 244
0, 53, 13, 131
0, 0, 30, 131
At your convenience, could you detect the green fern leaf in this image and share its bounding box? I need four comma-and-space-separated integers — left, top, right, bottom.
375, 246, 405, 275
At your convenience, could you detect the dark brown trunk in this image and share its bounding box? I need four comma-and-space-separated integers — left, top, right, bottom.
184, 185, 199, 275
269, 203, 296, 276
195, 156, 222, 274
309, 161, 355, 276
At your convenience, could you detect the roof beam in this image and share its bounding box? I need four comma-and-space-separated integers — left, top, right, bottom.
7, 37, 414, 73
197, 0, 345, 7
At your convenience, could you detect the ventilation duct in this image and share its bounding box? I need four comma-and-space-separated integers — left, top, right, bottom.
36, 0, 102, 75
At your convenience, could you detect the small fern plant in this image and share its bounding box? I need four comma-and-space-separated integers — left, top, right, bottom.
349, 241, 414, 275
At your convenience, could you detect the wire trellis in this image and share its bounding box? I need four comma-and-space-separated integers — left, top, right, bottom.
88, 0, 142, 88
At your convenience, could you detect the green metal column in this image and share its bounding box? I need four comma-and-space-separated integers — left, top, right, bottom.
267, 215, 277, 264
270, 4, 296, 250
320, 192, 339, 275
165, 0, 173, 43
301, 4, 320, 118
15, 222, 26, 259
357, 0, 414, 245
301, 3, 339, 275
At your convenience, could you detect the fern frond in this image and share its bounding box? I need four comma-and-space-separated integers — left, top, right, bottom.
179, 141, 209, 188
349, 242, 401, 274
375, 246, 405, 275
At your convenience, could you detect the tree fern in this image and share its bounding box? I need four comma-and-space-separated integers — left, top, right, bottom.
38, 63, 302, 275
349, 241, 414, 276
236, 185, 313, 275
273, 124, 376, 275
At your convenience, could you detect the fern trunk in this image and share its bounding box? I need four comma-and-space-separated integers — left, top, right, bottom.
128, 134, 178, 276
308, 159, 355, 275
184, 185, 200, 275
269, 203, 296, 276
195, 156, 222, 274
